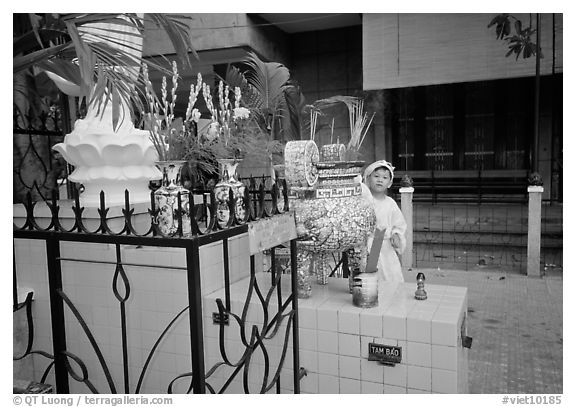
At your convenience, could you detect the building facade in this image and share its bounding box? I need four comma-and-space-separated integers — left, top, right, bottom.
143, 13, 562, 201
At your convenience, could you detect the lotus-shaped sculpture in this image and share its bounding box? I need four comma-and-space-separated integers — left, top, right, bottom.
53, 104, 162, 206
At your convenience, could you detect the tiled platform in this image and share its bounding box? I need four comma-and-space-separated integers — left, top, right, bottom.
202, 274, 469, 394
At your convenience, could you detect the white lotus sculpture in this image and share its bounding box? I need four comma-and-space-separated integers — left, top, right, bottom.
53, 104, 161, 206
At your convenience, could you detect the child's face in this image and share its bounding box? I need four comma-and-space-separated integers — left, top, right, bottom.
368, 167, 392, 194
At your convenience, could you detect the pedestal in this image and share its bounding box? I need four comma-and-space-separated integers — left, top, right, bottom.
399, 187, 414, 271
527, 186, 544, 277
202, 275, 469, 394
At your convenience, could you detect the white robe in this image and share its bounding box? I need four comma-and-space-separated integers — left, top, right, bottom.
361, 184, 407, 282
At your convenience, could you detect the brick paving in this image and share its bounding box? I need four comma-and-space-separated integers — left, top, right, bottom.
402, 267, 563, 394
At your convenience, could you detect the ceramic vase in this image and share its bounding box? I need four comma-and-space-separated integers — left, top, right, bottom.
153, 161, 191, 237
214, 159, 246, 228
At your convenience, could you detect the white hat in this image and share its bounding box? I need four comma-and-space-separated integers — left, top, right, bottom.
363, 160, 395, 182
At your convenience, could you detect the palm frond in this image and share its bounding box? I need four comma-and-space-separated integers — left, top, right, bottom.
14, 13, 197, 130
13, 42, 72, 73
244, 51, 290, 111
147, 14, 197, 67
312, 95, 359, 111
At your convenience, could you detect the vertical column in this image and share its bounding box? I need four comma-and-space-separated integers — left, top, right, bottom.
46, 238, 70, 393
400, 185, 414, 271
527, 185, 544, 277
186, 240, 206, 393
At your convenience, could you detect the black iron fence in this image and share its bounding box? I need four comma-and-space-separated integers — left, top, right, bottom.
13, 107, 72, 204
13, 181, 301, 394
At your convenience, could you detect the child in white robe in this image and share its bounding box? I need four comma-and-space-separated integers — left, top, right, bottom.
361, 160, 407, 282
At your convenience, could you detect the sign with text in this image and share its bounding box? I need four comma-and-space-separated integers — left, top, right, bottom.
368, 342, 402, 365
248, 212, 297, 255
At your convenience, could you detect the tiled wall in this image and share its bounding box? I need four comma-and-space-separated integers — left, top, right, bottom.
14, 234, 467, 394
13, 233, 255, 394
202, 273, 469, 394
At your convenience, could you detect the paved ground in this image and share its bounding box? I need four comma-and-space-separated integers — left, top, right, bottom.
403, 267, 563, 394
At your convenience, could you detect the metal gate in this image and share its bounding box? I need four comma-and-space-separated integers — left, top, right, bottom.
13, 181, 302, 394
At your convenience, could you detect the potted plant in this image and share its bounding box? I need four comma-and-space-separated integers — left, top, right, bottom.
141, 61, 202, 236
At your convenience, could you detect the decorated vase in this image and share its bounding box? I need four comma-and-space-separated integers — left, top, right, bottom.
320, 143, 346, 162
153, 161, 191, 237
214, 158, 247, 228
284, 141, 375, 297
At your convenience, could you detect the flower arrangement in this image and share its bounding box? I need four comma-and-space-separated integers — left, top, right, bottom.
201, 79, 256, 159
143, 61, 201, 161
142, 61, 283, 186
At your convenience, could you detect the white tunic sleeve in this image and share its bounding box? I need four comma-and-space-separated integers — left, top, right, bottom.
389, 198, 407, 254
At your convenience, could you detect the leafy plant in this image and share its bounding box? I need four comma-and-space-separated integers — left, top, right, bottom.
487, 14, 543, 60
141, 64, 283, 184
14, 13, 197, 129
225, 51, 304, 142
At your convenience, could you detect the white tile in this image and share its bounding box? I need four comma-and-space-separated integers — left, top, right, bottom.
170, 249, 187, 268
383, 363, 407, 387
360, 312, 383, 338
299, 306, 317, 329
338, 355, 360, 379
318, 352, 339, 376
338, 333, 360, 357
339, 378, 361, 394
360, 336, 374, 359
299, 328, 317, 351
246, 303, 264, 324
156, 351, 177, 372
338, 309, 360, 334
318, 374, 340, 394
407, 342, 432, 367
412, 300, 440, 313
382, 313, 406, 340
203, 317, 218, 339
407, 313, 432, 343
457, 347, 469, 394
317, 308, 338, 332
431, 320, 457, 347
300, 349, 319, 373
384, 384, 406, 394
199, 242, 223, 268
280, 368, 294, 391
92, 306, 109, 326
317, 330, 339, 354
432, 368, 458, 393
360, 358, 384, 383
431, 345, 458, 371
361, 381, 384, 394
407, 388, 430, 394
300, 372, 318, 393
407, 365, 431, 391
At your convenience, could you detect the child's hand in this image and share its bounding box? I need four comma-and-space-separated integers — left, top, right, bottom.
391, 233, 401, 249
